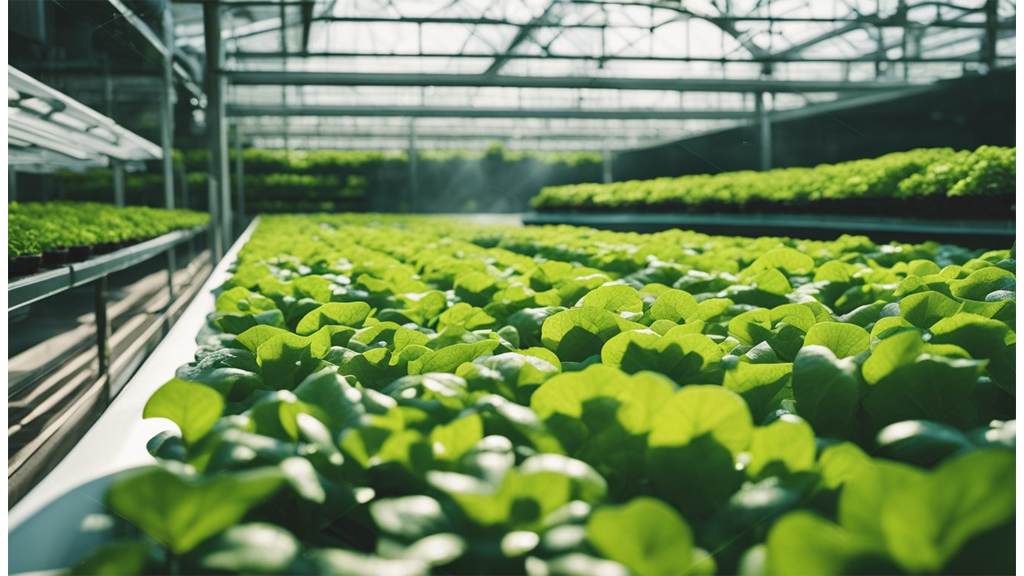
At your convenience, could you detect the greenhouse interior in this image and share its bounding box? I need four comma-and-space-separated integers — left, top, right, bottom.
5, 0, 1018, 574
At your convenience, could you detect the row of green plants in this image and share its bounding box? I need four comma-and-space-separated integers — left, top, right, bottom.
183, 173, 369, 202
180, 144, 604, 174
532, 146, 1016, 216
52, 172, 368, 211
8, 202, 209, 273
67, 214, 1014, 575
53, 145, 603, 212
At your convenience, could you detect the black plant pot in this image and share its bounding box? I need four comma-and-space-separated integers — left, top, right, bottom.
42, 248, 70, 267
68, 245, 92, 262
94, 242, 119, 255
9, 254, 42, 278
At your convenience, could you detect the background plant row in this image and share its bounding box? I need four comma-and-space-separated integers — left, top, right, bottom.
180, 145, 604, 173
7, 201, 210, 257
532, 146, 1016, 217
71, 215, 1014, 576
53, 145, 604, 214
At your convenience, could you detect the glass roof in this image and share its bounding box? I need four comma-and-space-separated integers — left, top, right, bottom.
173, 0, 1017, 151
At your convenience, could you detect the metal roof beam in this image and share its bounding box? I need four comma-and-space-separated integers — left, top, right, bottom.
485, 1, 560, 75
227, 104, 751, 120
769, 86, 936, 123
107, 0, 205, 99
312, 15, 614, 28
771, 23, 863, 59
226, 71, 914, 92
196, 13, 1014, 44
309, 13, 1008, 28
234, 128, 682, 139
767, 4, 1014, 60
229, 50, 997, 64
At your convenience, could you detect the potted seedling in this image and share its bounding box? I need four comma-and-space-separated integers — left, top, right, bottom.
38, 228, 71, 267
8, 232, 42, 278
68, 229, 97, 262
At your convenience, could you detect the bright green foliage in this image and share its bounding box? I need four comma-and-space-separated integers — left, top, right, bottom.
532, 146, 1015, 211
586, 497, 694, 576
143, 379, 224, 447
540, 306, 644, 362
768, 450, 1014, 575
8, 201, 208, 254
296, 302, 372, 334
803, 322, 870, 358
105, 466, 286, 554
74, 214, 1014, 575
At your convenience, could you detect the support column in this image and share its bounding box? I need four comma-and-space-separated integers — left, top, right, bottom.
601, 143, 613, 184
407, 119, 418, 213
204, 0, 228, 259
166, 248, 177, 306
95, 277, 111, 383
206, 175, 221, 259
755, 92, 772, 171
983, 0, 998, 70
112, 160, 126, 206
235, 126, 246, 228
161, 7, 176, 209
179, 165, 189, 209
217, 93, 232, 245
162, 3, 178, 295
9, 168, 16, 202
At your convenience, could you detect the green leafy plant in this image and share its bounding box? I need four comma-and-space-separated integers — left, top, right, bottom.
57, 214, 1014, 575
8, 201, 209, 252
532, 146, 1015, 215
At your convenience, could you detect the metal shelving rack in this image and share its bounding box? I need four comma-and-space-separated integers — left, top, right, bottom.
7, 1, 220, 507
8, 227, 206, 311
8, 225, 208, 390
8, 219, 258, 575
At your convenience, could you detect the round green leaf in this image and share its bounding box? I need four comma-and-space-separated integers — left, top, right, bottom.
587, 497, 694, 576
143, 378, 224, 447
803, 322, 870, 358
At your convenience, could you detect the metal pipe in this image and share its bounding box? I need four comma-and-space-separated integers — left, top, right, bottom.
756, 92, 772, 171
235, 126, 246, 229
983, 0, 999, 69
166, 247, 177, 306
407, 119, 417, 213
602, 143, 613, 183
204, 0, 228, 259
230, 50, 995, 64
233, 127, 685, 140
227, 104, 753, 120
95, 277, 110, 383
225, 71, 915, 93
216, 1, 1005, 28
112, 160, 126, 206
161, 6, 176, 209
218, 95, 232, 245
178, 165, 189, 209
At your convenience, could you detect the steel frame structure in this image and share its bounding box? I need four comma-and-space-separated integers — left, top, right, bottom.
167, 0, 1016, 154
8, 0, 191, 203
158, 0, 1015, 236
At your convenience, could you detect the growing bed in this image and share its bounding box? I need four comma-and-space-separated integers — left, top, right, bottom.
8, 202, 209, 278
521, 212, 1016, 247
9, 214, 1016, 576
529, 147, 1016, 246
